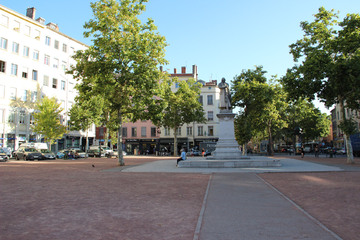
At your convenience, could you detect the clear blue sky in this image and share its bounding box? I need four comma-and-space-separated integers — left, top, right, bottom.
2, 0, 360, 113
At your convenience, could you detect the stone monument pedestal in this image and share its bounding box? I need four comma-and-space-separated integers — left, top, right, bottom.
178, 110, 281, 168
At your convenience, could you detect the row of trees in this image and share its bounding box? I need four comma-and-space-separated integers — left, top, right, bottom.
11, 3, 358, 165
232, 66, 330, 155
233, 7, 360, 163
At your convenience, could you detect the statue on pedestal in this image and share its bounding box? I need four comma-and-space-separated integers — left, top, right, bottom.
218, 78, 231, 111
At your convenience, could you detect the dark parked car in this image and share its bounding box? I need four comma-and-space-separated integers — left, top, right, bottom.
38, 149, 56, 160
14, 147, 43, 161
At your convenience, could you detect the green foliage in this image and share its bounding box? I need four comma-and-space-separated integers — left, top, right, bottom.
68, 0, 168, 165
232, 66, 287, 155
32, 96, 67, 147
159, 78, 206, 155
282, 7, 360, 110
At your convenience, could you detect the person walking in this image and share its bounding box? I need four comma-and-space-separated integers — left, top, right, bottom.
300, 146, 305, 158
177, 148, 187, 166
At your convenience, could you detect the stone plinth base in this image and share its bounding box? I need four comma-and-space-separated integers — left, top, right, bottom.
178, 159, 281, 168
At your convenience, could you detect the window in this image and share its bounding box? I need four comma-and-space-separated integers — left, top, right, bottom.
11, 64, 18, 76
8, 111, 16, 123
45, 36, 51, 46
187, 127, 192, 136
30, 114, 35, 125
176, 127, 181, 136
207, 95, 213, 105
141, 127, 146, 137
52, 78, 57, 89
0, 38, 8, 49
198, 95, 203, 105
208, 126, 214, 136
43, 75, 49, 86
54, 40, 59, 49
31, 91, 37, 102
68, 82, 74, 92
44, 55, 50, 65
151, 127, 157, 137
24, 25, 31, 36
1, 15, 9, 27
12, 42, 19, 53
19, 111, 26, 124
61, 80, 65, 90
122, 127, 127, 137
33, 50, 39, 60
62, 44, 67, 52
0, 61, 5, 73
34, 30, 40, 40
131, 127, 137, 137
23, 46, 29, 57
32, 70, 38, 81
13, 20, 20, 31
208, 111, 214, 121
164, 127, 170, 136
9, 87, 16, 100
198, 126, 204, 136
22, 67, 28, 78
62, 61, 67, 71
53, 58, 59, 68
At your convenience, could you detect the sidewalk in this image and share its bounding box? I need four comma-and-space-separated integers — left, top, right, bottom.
197, 173, 340, 240
120, 157, 343, 239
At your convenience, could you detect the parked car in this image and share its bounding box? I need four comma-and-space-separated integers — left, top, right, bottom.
13, 147, 44, 161
1, 147, 12, 158
336, 148, 346, 155
106, 150, 127, 158
0, 148, 9, 162
38, 149, 56, 160
88, 146, 106, 157
67, 148, 88, 158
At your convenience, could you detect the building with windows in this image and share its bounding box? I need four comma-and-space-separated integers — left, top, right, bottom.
331, 104, 360, 148
0, 5, 92, 151
121, 65, 221, 155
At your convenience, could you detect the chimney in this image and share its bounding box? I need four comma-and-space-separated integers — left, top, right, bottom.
174, 68, 177, 74
26, 7, 36, 20
181, 66, 186, 74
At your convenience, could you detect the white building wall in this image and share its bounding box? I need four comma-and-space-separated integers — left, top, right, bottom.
0, 5, 93, 151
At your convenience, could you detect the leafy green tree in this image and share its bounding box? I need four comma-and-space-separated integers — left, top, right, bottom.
68, 0, 168, 165
284, 99, 331, 151
234, 113, 252, 155
158, 78, 206, 156
32, 96, 67, 150
69, 95, 104, 152
232, 66, 287, 156
281, 7, 360, 163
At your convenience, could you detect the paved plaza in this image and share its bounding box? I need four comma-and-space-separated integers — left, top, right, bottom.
1, 155, 359, 239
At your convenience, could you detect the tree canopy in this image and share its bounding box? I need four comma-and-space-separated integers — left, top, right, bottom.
281, 7, 360, 162
68, 0, 168, 165
32, 96, 67, 149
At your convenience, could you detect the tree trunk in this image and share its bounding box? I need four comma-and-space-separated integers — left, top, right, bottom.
339, 100, 354, 164
85, 129, 89, 153
117, 110, 125, 166
268, 121, 274, 156
173, 128, 178, 157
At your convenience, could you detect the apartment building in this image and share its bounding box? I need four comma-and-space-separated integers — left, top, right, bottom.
0, 5, 92, 151
120, 65, 221, 155
331, 104, 360, 148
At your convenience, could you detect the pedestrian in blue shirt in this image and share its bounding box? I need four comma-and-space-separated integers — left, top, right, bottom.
177, 148, 186, 166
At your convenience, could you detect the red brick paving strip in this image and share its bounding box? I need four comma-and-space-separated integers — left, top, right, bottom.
0, 157, 209, 240
259, 171, 360, 240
